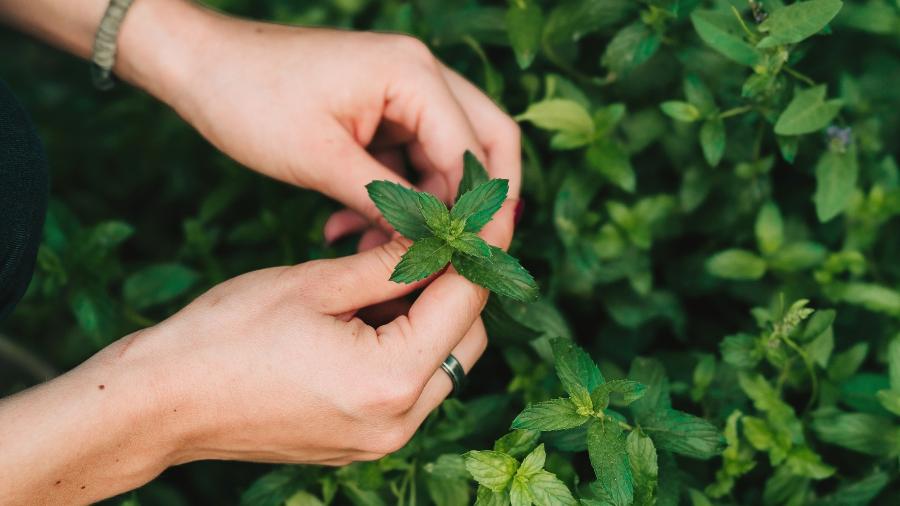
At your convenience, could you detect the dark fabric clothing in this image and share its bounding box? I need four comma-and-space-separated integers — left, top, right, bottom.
0, 80, 48, 321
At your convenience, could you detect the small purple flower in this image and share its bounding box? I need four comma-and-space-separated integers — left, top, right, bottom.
826, 125, 853, 151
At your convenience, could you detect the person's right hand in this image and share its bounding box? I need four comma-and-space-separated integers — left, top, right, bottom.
112, 205, 511, 468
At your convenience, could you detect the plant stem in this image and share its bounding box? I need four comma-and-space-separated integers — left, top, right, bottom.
731, 5, 756, 41
782, 335, 819, 412
719, 105, 754, 119
0, 332, 56, 382
784, 66, 816, 86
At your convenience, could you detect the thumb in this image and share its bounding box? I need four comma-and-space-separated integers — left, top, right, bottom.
298, 237, 434, 316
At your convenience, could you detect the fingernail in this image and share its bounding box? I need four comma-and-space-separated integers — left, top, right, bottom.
514, 199, 525, 226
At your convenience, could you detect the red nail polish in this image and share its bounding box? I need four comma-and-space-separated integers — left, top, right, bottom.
514, 200, 525, 226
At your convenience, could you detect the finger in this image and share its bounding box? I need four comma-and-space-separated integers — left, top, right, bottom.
440, 64, 523, 198
297, 237, 434, 315
358, 228, 391, 252
315, 129, 417, 228
324, 209, 369, 244
382, 67, 487, 203
405, 318, 488, 422
357, 298, 412, 328
478, 198, 516, 251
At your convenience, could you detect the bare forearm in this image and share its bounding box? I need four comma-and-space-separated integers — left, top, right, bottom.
0, 334, 180, 506
0, 0, 212, 104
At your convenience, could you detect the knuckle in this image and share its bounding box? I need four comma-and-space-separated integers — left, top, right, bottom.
373, 239, 410, 273
369, 423, 415, 455
390, 35, 436, 66
373, 375, 421, 415
500, 116, 522, 145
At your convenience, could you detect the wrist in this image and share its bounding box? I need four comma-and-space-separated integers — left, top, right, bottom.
115, 0, 216, 105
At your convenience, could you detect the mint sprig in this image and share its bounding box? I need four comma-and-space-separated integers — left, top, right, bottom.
366, 151, 538, 302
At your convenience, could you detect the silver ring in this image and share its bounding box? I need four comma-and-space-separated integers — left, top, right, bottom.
440, 354, 466, 397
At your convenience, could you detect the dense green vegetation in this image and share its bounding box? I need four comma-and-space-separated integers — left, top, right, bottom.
2, 0, 900, 504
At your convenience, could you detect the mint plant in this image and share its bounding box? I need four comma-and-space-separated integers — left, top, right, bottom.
366, 151, 538, 302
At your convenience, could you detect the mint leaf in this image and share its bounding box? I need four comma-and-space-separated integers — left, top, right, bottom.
457, 151, 490, 201
757, 0, 844, 48
449, 232, 492, 258
511, 398, 590, 431
550, 337, 605, 396
366, 181, 431, 240
811, 411, 900, 457
587, 420, 634, 506
814, 146, 858, 222
517, 444, 545, 479
690, 10, 761, 66
528, 470, 577, 506
774, 85, 842, 136
699, 116, 725, 167
641, 409, 726, 459
464, 451, 519, 492
516, 99, 595, 149
626, 430, 658, 505
591, 380, 646, 410
417, 192, 452, 236
451, 179, 509, 233
475, 486, 508, 506
390, 237, 452, 283
494, 430, 541, 459
706, 249, 767, 280
509, 478, 532, 506
505, 1, 543, 70
660, 101, 701, 122
124, 263, 198, 310
601, 22, 660, 76
755, 201, 784, 256
452, 247, 539, 302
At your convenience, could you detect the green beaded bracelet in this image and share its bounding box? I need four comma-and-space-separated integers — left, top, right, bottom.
90, 0, 136, 90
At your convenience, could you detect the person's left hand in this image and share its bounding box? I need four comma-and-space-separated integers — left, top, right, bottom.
118, 0, 521, 251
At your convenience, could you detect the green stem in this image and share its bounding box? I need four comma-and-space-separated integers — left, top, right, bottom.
719, 105, 754, 119
784, 66, 816, 86
731, 5, 756, 42
597, 411, 635, 432
782, 335, 819, 412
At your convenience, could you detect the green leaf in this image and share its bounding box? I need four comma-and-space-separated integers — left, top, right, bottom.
811, 411, 900, 456
824, 282, 900, 315
721, 333, 763, 369
876, 389, 900, 417
550, 338, 605, 396
601, 22, 660, 76
755, 201, 784, 256
591, 380, 647, 410
699, 116, 726, 167
285, 491, 325, 506
451, 179, 509, 233
506, 1, 543, 69
418, 192, 453, 236
366, 181, 431, 240
511, 398, 590, 431
641, 410, 725, 459
784, 446, 835, 480
516, 99, 595, 147
888, 335, 900, 390
390, 237, 453, 283
517, 444, 546, 479
85, 221, 134, 254
628, 357, 672, 419
457, 151, 491, 201
474, 486, 508, 506
528, 471, 577, 506
452, 247, 539, 302
240, 467, 304, 506
814, 471, 890, 506
690, 10, 761, 66
777, 135, 800, 164
660, 101, 701, 122
626, 431, 658, 505
774, 85, 843, 136
124, 263, 199, 310
449, 232, 492, 258
69, 288, 116, 347
767, 241, 827, 271
814, 147, 859, 222
494, 430, 541, 459
464, 450, 519, 492
706, 249, 767, 280
510, 478, 532, 506
587, 420, 634, 505
586, 138, 635, 192
827, 342, 868, 382
757, 0, 844, 48
684, 74, 717, 115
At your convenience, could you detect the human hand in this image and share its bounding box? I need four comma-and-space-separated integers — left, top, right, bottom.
120, 1, 521, 249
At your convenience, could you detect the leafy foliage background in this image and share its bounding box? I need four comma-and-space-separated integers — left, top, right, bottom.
2, 0, 900, 504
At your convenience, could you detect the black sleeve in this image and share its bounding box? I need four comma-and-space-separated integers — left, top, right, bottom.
0, 79, 49, 321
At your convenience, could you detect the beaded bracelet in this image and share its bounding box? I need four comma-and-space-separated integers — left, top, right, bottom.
90, 0, 136, 90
